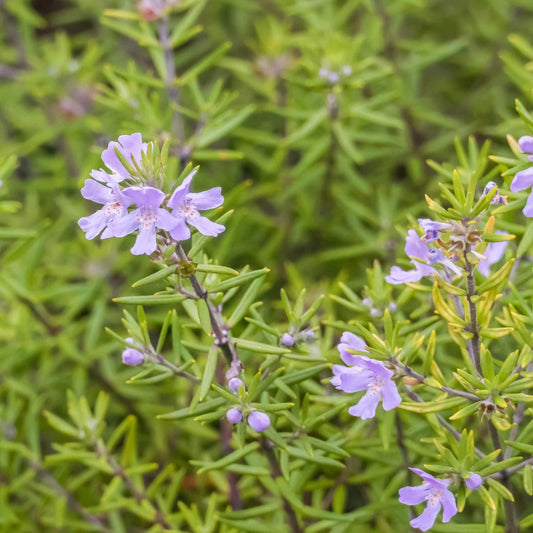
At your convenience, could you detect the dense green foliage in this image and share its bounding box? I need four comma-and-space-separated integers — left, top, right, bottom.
2, 1, 533, 531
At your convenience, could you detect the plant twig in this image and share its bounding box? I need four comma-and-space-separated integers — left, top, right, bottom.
464, 246, 482, 376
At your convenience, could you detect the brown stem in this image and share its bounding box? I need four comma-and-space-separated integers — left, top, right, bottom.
154, 352, 199, 382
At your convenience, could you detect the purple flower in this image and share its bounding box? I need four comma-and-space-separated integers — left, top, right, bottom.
464, 473, 482, 490
303, 329, 314, 341
228, 377, 243, 393
399, 468, 457, 532
510, 136, 533, 216
328, 72, 340, 84
331, 333, 400, 419
385, 230, 435, 284
281, 333, 295, 347
482, 181, 507, 205
78, 178, 131, 240
336, 358, 401, 419
226, 407, 243, 424
478, 231, 508, 277
101, 133, 149, 180
418, 219, 451, 243
122, 338, 144, 366
111, 186, 178, 255
248, 411, 270, 432
386, 230, 461, 285
167, 170, 225, 241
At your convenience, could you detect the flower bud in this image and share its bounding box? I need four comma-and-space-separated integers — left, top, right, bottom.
228, 377, 243, 393
464, 473, 482, 490
281, 333, 295, 347
248, 411, 270, 432
226, 408, 242, 424
138, 0, 165, 21
122, 338, 144, 366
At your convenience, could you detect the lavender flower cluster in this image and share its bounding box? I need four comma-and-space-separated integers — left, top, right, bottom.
78, 133, 224, 255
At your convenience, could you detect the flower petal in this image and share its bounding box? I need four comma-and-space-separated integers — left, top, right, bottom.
168, 169, 197, 208
131, 227, 157, 255
519, 136, 533, 154
410, 503, 441, 532
399, 485, 427, 506
156, 208, 180, 231
381, 380, 402, 410
338, 371, 372, 393
188, 215, 225, 237
110, 211, 139, 237
187, 187, 224, 210
122, 186, 165, 209
78, 209, 108, 240
81, 179, 112, 205
385, 266, 424, 285
511, 167, 533, 193
440, 489, 458, 522
169, 218, 191, 242
348, 391, 380, 419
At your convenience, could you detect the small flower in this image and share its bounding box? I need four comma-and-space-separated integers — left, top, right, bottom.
335, 357, 401, 419
101, 133, 149, 180
248, 411, 270, 432
327, 72, 340, 84
385, 230, 436, 284
510, 136, 533, 216
477, 231, 508, 277
122, 338, 144, 366
167, 169, 225, 241
388, 302, 397, 312
418, 219, 451, 243
281, 333, 295, 347
226, 407, 242, 424
78, 177, 131, 240
228, 377, 243, 393
482, 181, 507, 205
319, 67, 330, 79
138, 0, 165, 20
112, 186, 178, 255
362, 297, 373, 307
399, 468, 458, 532
386, 230, 461, 285
464, 472, 482, 490
303, 329, 314, 341
370, 308, 380, 317
341, 65, 352, 76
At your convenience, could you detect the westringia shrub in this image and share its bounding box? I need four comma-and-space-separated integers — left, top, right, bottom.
3, 1, 533, 532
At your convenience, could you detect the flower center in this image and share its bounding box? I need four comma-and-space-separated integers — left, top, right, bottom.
427, 489, 442, 507
368, 378, 384, 395
104, 201, 123, 216
137, 208, 157, 229
178, 199, 198, 219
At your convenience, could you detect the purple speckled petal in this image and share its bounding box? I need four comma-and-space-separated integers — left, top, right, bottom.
410, 502, 441, 532
441, 489, 458, 522
399, 485, 428, 505
131, 227, 157, 255
381, 380, 401, 410
188, 215, 225, 237
187, 187, 224, 210
511, 167, 533, 193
